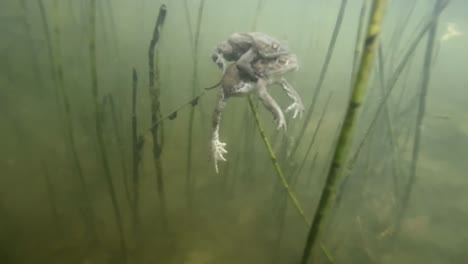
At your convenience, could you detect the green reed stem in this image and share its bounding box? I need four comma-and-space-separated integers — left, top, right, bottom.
300, 1, 387, 262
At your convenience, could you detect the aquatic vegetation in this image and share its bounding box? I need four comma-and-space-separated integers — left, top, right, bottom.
88, 0, 127, 261
301, 0, 387, 262
0, 0, 463, 263
147, 4, 168, 228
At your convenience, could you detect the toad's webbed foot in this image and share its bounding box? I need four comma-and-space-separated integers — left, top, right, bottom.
275, 113, 287, 131
280, 78, 304, 119
285, 102, 304, 119
211, 91, 228, 173
211, 134, 227, 173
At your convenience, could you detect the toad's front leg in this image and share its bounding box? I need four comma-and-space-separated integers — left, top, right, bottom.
211, 91, 228, 173
280, 78, 304, 119
256, 78, 286, 131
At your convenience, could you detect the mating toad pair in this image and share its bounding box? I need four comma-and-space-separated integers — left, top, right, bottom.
210, 32, 304, 173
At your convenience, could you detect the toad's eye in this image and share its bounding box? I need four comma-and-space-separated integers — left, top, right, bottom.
272, 43, 279, 50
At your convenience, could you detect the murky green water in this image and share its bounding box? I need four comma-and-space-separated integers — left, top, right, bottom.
0, 0, 467, 263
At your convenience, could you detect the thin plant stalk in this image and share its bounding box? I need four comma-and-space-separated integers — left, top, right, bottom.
292, 91, 333, 184
377, 45, 401, 199
272, 187, 288, 264
131, 68, 141, 230
148, 4, 168, 227
300, 1, 387, 263
88, 0, 127, 260
107, 94, 132, 208
185, 0, 205, 210
19, 0, 44, 96
306, 152, 319, 188
396, 0, 442, 234
247, 96, 334, 262
290, 0, 348, 159
41, 160, 63, 237
247, 96, 310, 225
51, 0, 98, 241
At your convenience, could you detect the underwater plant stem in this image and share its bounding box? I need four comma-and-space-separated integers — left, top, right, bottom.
273, 189, 288, 264
185, 0, 205, 210
292, 91, 333, 183
290, 0, 348, 159
88, 0, 127, 260
131, 68, 141, 231
300, 1, 387, 263
347, 0, 449, 170
247, 96, 310, 225
352, 0, 370, 79
19, 0, 44, 96
41, 160, 63, 236
396, 0, 441, 234
248, 96, 333, 262
51, 0, 98, 241
107, 95, 133, 209
148, 4, 168, 227
377, 45, 401, 199
251, 0, 267, 30
306, 152, 319, 187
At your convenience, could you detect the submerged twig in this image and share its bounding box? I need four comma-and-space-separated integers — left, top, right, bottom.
88, 0, 127, 260
148, 4, 168, 227
300, 1, 387, 262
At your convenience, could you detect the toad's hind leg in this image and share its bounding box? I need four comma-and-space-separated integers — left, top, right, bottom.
279, 78, 304, 119
211, 91, 228, 173
256, 78, 286, 131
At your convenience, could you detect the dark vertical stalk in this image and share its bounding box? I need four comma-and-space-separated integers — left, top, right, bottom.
107, 94, 132, 208
131, 68, 141, 231
88, 0, 127, 260
290, 0, 348, 159
148, 4, 168, 227
396, 0, 442, 234
51, 0, 97, 241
